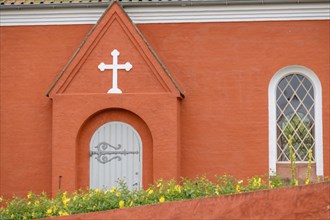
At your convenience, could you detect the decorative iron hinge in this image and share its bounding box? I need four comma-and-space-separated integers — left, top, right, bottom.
90, 142, 139, 164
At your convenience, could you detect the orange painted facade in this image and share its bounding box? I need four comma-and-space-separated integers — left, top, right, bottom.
0, 3, 329, 197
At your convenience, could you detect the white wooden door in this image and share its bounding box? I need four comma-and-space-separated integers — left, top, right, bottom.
90, 121, 142, 190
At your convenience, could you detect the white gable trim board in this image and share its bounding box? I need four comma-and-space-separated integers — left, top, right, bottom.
0, 3, 329, 26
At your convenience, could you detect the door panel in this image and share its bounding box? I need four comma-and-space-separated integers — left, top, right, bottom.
90, 121, 142, 190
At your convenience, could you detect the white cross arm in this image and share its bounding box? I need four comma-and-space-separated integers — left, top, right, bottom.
98, 62, 133, 72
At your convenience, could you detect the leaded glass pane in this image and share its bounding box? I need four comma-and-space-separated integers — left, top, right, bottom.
284, 86, 294, 100
304, 95, 314, 110
310, 106, 315, 120
302, 77, 312, 91
277, 95, 287, 110
278, 78, 287, 91
297, 86, 307, 100
290, 76, 300, 89
276, 73, 315, 162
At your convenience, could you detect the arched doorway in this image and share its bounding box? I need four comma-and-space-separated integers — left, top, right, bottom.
89, 121, 142, 190
76, 108, 153, 191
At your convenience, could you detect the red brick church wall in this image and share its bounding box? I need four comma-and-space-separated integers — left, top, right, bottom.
0, 20, 329, 197
0, 25, 93, 197
138, 20, 330, 180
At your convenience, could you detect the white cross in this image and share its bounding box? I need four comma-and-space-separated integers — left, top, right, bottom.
98, 49, 133, 94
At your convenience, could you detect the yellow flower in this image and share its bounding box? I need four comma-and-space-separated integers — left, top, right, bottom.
288, 135, 292, 145
59, 211, 69, 216
148, 189, 154, 195
0, 197, 3, 203
119, 200, 125, 208
238, 180, 243, 184
10, 214, 15, 219
159, 197, 165, 203
305, 179, 310, 185
157, 182, 162, 188
34, 201, 40, 207
116, 191, 121, 197
129, 201, 134, 207
27, 201, 31, 206
31, 212, 35, 218
235, 184, 241, 193
95, 189, 100, 193
46, 208, 53, 216
79, 204, 83, 208
110, 187, 117, 193
27, 192, 32, 199
62, 197, 70, 206
23, 216, 27, 220
253, 177, 261, 188
174, 185, 181, 193
294, 179, 299, 186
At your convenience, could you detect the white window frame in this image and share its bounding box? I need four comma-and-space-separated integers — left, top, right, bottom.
268, 65, 323, 176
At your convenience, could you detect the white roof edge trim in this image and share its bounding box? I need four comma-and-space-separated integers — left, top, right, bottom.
0, 3, 329, 26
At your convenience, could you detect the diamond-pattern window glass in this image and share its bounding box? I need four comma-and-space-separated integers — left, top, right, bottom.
276, 73, 315, 161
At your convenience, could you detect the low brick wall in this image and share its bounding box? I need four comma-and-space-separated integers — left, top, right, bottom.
47, 182, 329, 220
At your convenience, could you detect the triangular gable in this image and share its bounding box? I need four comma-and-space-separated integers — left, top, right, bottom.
46, 1, 184, 98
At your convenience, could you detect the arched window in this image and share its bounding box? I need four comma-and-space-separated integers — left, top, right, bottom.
268, 65, 323, 177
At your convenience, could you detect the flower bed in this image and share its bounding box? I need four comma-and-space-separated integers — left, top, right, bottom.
0, 174, 320, 219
